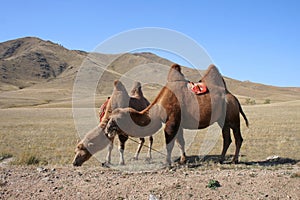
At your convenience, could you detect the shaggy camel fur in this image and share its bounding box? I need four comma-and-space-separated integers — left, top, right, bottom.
73, 81, 153, 166
100, 80, 153, 165
105, 64, 248, 165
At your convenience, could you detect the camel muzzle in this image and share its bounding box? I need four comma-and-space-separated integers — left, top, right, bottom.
72, 160, 82, 167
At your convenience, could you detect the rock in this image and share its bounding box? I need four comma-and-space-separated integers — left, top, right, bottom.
149, 194, 159, 200
266, 155, 280, 161
37, 167, 50, 173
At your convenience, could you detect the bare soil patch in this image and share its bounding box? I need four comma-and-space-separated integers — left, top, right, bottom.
1, 161, 299, 200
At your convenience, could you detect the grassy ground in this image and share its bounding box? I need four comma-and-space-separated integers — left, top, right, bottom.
0, 100, 299, 167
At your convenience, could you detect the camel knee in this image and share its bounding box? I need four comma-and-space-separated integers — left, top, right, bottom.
149, 136, 153, 142
235, 136, 243, 147
139, 137, 145, 145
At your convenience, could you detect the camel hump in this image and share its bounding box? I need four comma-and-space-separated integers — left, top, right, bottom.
130, 81, 143, 97
132, 81, 141, 88
201, 64, 226, 89
171, 63, 182, 73
114, 80, 126, 91
168, 63, 185, 82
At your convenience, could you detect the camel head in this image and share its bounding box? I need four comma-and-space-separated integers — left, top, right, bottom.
72, 142, 92, 167
72, 125, 112, 166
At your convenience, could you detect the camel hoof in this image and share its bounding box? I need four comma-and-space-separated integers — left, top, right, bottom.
131, 157, 138, 161
144, 157, 152, 164
231, 160, 239, 164
145, 157, 151, 162
176, 156, 186, 165
162, 163, 173, 170
101, 162, 111, 168
119, 162, 125, 165
179, 158, 187, 165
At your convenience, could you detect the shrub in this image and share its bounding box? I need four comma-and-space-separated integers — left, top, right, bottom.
12, 153, 48, 165
245, 98, 256, 105
264, 99, 271, 104
0, 153, 13, 161
207, 179, 221, 189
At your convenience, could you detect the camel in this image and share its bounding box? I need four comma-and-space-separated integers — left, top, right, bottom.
105, 64, 249, 165
72, 125, 111, 167
73, 81, 153, 166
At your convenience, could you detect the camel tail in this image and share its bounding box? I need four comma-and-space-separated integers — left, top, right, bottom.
232, 94, 249, 127
238, 100, 249, 128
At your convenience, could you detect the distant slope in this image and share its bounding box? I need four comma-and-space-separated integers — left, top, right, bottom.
0, 37, 299, 108
0, 37, 86, 90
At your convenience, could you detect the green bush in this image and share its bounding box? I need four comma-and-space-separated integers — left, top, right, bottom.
245, 98, 256, 105
264, 99, 271, 104
12, 153, 48, 165
0, 152, 13, 161
207, 179, 221, 189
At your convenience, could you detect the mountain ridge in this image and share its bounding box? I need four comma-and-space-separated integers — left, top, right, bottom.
0, 37, 299, 108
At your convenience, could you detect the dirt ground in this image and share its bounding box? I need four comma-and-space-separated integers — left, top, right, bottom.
0, 159, 299, 200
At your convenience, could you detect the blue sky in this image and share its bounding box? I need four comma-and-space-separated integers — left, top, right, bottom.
1, 0, 299, 87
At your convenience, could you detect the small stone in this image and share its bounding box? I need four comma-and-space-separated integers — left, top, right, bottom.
36, 167, 44, 173
149, 194, 159, 200
42, 177, 49, 181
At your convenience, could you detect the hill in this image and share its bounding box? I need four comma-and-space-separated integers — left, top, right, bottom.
0, 37, 299, 108
0, 37, 86, 90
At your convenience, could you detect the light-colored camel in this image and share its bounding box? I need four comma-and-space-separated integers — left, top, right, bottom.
100, 80, 153, 165
73, 81, 153, 166
105, 64, 248, 165
72, 125, 111, 167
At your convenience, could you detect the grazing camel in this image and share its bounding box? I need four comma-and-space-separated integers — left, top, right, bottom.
73, 81, 153, 166
72, 125, 111, 167
105, 64, 248, 165
99, 80, 153, 165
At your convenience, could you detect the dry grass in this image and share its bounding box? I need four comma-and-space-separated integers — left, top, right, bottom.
0, 100, 299, 167
0, 108, 79, 165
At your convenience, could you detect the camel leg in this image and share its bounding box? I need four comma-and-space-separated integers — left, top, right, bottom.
147, 136, 153, 160
133, 138, 145, 160
165, 135, 176, 165
164, 119, 180, 165
106, 136, 115, 164
220, 125, 231, 164
175, 127, 186, 164
118, 134, 128, 165
232, 127, 243, 164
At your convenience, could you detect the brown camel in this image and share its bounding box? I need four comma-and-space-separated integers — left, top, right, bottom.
73, 81, 153, 166
105, 64, 249, 165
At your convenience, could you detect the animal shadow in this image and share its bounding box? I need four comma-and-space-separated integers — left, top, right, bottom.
174, 155, 299, 168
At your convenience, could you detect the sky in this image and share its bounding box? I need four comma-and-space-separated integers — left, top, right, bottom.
1, 0, 300, 87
